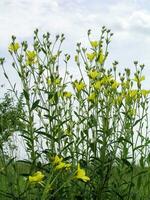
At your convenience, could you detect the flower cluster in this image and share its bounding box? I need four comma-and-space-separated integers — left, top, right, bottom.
52, 155, 71, 170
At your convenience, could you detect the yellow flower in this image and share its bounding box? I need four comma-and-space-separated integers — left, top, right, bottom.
86, 53, 96, 62
8, 42, 20, 53
111, 81, 120, 89
63, 91, 72, 98
74, 81, 86, 92
88, 92, 96, 102
128, 108, 136, 117
121, 81, 130, 89
55, 162, 71, 170
29, 171, 44, 183
114, 95, 123, 106
133, 75, 145, 83
74, 164, 90, 182
128, 90, 138, 98
26, 50, 37, 65
98, 50, 105, 65
54, 78, 61, 85
88, 70, 100, 80
98, 51, 105, 65
140, 90, 150, 97
47, 78, 51, 86
93, 80, 101, 90
125, 90, 139, 103
55, 162, 66, 170
52, 155, 63, 165
90, 41, 99, 48
65, 163, 72, 170
52, 155, 71, 170
100, 75, 113, 85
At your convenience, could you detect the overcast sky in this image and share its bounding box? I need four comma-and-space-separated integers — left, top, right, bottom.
1, 0, 150, 94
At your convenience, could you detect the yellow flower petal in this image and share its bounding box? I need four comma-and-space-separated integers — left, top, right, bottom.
86, 53, 96, 62
140, 90, 150, 97
133, 75, 145, 83
54, 78, 61, 85
93, 81, 101, 90
88, 70, 100, 80
26, 50, 37, 65
111, 81, 120, 89
52, 155, 63, 165
74, 81, 86, 92
55, 162, 66, 170
29, 171, 44, 183
74, 164, 90, 182
65, 163, 71, 170
8, 42, 20, 53
90, 41, 99, 48
63, 91, 72, 98
99, 51, 105, 65
88, 92, 96, 102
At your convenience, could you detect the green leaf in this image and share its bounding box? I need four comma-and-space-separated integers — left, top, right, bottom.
133, 114, 146, 127
89, 142, 96, 154
137, 175, 142, 189
139, 156, 145, 168
31, 99, 40, 111
6, 157, 15, 167
23, 89, 29, 101
61, 141, 74, 153
121, 158, 133, 170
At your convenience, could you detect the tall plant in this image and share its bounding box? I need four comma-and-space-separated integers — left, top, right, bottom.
0, 27, 149, 199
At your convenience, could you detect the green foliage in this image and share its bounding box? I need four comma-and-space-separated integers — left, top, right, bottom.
0, 92, 25, 144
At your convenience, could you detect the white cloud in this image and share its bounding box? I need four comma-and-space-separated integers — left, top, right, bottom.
0, 0, 150, 91
0, 0, 150, 42
0, 0, 60, 45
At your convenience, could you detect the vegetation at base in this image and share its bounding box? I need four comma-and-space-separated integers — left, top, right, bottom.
0, 26, 150, 199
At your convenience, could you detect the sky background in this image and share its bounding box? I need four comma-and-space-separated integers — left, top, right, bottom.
1, 0, 150, 94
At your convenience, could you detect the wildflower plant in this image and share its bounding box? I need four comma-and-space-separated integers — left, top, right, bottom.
0, 27, 150, 199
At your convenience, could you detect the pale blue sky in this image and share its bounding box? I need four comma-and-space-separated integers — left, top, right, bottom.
0, 0, 150, 93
